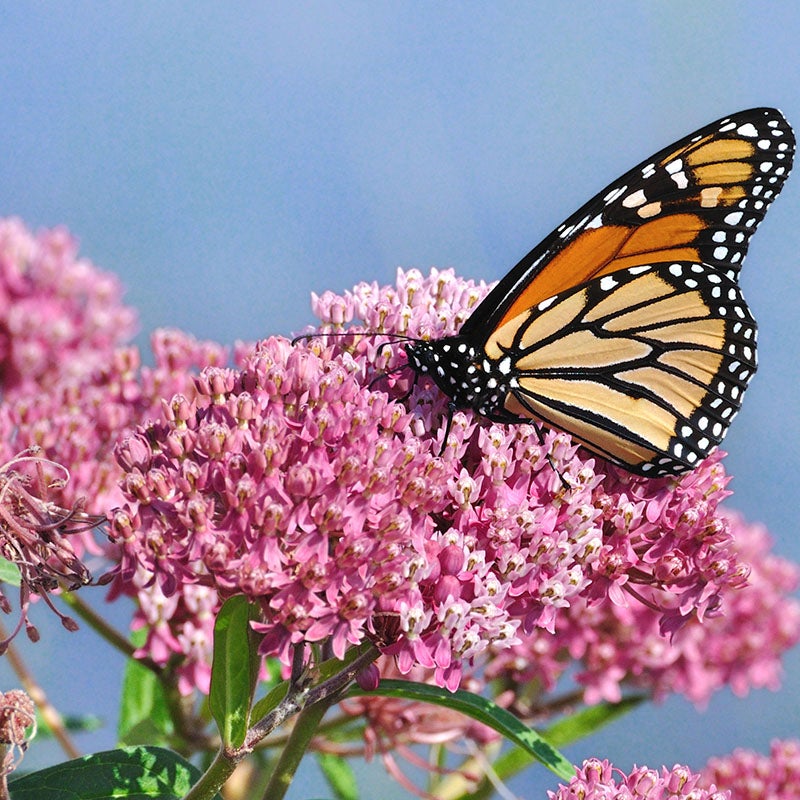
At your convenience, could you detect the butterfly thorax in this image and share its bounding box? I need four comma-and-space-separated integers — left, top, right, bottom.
405, 338, 516, 422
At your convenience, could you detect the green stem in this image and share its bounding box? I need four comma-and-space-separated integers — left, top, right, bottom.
260, 694, 337, 800
182, 746, 239, 800
247, 643, 379, 743
183, 644, 380, 798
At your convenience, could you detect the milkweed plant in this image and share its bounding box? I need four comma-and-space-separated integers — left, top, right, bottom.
0, 217, 797, 800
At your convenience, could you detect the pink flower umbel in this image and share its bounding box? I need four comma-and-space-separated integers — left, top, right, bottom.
703, 740, 800, 800
0, 329, 229, 556
551, 759, 729, 799
486, 508, 800, 707
0, 217, 139, 526
0, 218, 137, 399
110, 268, 794, 698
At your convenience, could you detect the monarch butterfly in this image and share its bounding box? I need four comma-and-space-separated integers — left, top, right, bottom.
405, 108, 794, 476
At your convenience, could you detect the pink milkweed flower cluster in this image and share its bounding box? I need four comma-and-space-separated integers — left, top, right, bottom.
0, 218, 140, 522
0, 218, 137, 399
2, 326, 230, 690
551, 759, 728, 799
0, 218, 228, 510
107, 266, 799, 698
702, 739, 800, 800
485, 509, 800, 708
333, 506, 800, 780
0, 330, 229, 519
0, 219, 232, 644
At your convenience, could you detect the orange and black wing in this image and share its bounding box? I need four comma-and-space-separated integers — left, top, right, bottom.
407, 109, 793, 475
490, 260, 757, 475
460, 108, 794, 343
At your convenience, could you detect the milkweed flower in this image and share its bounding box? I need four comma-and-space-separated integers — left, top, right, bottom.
0, 449, 104, 648
550, 759, 729, 799
0, 218, 230, 518
0, 689, 35, 777
485, 508, 800, 707
0, 219, 234, 642
0, 329, 229, 557
0, 216, 139, 525
0, 218, 136, 398
109, 268, 781, 695
702, 740, 800, 799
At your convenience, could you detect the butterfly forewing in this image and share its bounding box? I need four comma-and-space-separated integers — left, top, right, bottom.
404, 108, 793, 475
460, 108, 794, 342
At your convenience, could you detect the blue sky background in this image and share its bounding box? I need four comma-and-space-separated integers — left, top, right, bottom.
1, 4, 800, 797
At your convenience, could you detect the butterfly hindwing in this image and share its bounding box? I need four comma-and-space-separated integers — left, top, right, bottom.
494, 261, 757, 476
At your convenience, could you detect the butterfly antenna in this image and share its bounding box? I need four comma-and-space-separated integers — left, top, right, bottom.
291, 330, 418, 347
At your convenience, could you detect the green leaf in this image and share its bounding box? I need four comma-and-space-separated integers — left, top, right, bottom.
118, 631, 172, 745
0, 557, 21, 586
317, 752, 358, 800
250, 679, 289, 723
542, 695, 645, 747
8, 746, 212, 800
209, 596, 261, 748
349, 679, 574, 781
448, 697, 646, 799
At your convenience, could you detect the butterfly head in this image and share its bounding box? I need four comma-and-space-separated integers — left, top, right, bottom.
405, 337, 517, 422
405, 337, 477, 407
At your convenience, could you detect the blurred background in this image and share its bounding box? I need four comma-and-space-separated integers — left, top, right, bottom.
1, 3, 799, 797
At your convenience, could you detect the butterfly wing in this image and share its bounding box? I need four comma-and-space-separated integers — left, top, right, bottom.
409, 108, 794, 474
460, 108, 794, 344
490, 260, 756, 476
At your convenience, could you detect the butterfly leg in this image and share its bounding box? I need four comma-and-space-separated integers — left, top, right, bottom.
529, 421, 569, 489
370, 362, 416, 400
437, 401, 457, 457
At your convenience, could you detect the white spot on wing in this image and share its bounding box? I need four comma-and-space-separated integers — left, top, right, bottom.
604, 185, 628, 204
622, 189, 647, 208
737, 122, 759, 137
724, 211, 743, 225
586, 214, 603, 229
670, 171, 689, 189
